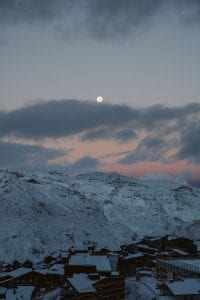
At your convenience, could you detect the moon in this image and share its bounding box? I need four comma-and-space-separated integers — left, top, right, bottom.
97, 96, 104, 103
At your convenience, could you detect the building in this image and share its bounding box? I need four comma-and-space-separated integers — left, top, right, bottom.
167, 237, 197, 256
46, 264, 65, 289
65, 272, 125, 299
159, 278, 200, 299
68, 255, 112, 276
65, 273, 98, 299
0, 268, 47, 289
157, 259, 200, 280
118, 252, 144, 276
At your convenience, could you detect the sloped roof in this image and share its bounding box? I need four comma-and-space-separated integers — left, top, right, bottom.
69, 255, 111, 272
165, 279, 200, 295
68, 274, 97, 293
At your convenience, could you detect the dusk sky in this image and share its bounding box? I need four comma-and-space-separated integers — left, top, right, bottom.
0, 0, 200, 185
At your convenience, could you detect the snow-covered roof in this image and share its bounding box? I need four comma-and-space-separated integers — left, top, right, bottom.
34, 268, 47, 275
47, 264, 64, 275
123, 252, 143, 260
69, 255, 111, 272
137, 270, 152, 276
171, 248, 189, 256
159, 259, 200, 272
0, 272, 9, 279
111, 271, 119, 276
137, 244, 158, 251
165, 279, 200, 295
6, 286, 34, 300
68, 274, 97, 293
0, 268, 32, 282
144, 236, 162, 242
10, 267, 32, 278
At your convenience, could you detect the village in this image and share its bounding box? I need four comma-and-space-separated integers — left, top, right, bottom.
0, 235, 200, 299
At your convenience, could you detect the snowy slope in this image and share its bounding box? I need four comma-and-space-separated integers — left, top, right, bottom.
0, 170, 199, 262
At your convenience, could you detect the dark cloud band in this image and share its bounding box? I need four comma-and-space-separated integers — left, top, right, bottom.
0, 99, 199, 139
0, 99, 199, 164
0, 0, 200, 40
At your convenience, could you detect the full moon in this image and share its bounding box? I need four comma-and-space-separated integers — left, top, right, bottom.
97, 96, 104, 103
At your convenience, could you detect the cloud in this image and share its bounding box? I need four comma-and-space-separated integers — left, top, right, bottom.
120, 136, 172, 164
0, 99, 200, 165
0, 99, 135, 139
0, 140, 100, 175
176, 123, 200, 163
0, 0, 61, 25
1, 99, 199, 140
0, 1, 200, 41
114, 129, 136, 141
81, 128, 110, 141
66, 156, 100, 175
0, 141, 67, 170
120, 108, 200, 165
81, 128, 136, 141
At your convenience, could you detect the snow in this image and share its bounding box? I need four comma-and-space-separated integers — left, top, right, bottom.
160, 259, 200, 271
137, 244, 159, 251
125, 277, 157, 300
47, 264, 64, 276
69, 255, 111, 272
123, 252, 143, 260
141, 277, 159, 295
0, 170, 199, 262
9, 267, 32, 278
0, 268, 32, 283
34, 268, 47, 275
68, 273, 97, 293
171, 248, 189, 256
6, 286, 34, 300
165, 278, 200, 295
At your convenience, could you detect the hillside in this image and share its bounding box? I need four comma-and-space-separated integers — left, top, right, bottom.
0, 170, 199, 262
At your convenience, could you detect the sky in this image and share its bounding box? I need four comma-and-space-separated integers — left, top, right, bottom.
0, 0, 200, 186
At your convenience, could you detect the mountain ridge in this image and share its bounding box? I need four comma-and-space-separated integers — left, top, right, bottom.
0, 170, 199, 262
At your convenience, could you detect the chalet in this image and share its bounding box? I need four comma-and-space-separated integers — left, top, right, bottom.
118, 252, 144, 276
141, 235, 168, 251
140, 236, 197, 256
65, 272, 125, 300
46, 264, 65, 288
68, 255, 112, 276
65, 273, 98, 299
157, 259, 200, 280
0, 268, 46, 289
137, 244, 159, 256
159, 278, 200, 299
93, 273, 125, 299
167, 237, 197, 256
120, 240, 142, 254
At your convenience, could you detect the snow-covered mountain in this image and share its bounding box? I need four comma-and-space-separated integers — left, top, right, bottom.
0, 170, 199, 262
